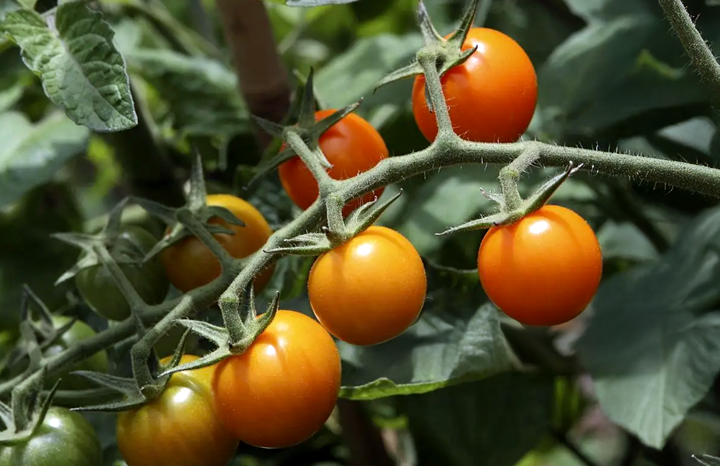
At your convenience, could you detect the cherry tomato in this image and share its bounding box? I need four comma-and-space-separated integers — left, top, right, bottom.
308, 226, 427, 346
0, 406, 102, 466
116, 355, 238, 466
213, 310, 341, 448
477, 205, 602, 326
412, 27, 537, 143
278, 109, 388, 216
45, 315, 109, 390
161, 194, 273, 293
76, 226, 169, 321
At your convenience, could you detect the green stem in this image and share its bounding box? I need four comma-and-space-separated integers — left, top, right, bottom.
176, 209, 235, 267
417, 49, 455, 140
94, 245, 146, 313
499, 146, 540, 211
218, 293, 247, 344
658, 0, 720, 108
284, 129, 335, 195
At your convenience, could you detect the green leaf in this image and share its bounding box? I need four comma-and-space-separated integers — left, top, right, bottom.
577, 206, 720, 448
403, 373, 556, 466
0, 80, 23, 112
0, 111, 89, 209
339, 265, 516, 400
125, 48, 249, 137
0, 2, 137, 132
596, 220, 659, 262
314, 33, 422, 127
534, 5, 709, 140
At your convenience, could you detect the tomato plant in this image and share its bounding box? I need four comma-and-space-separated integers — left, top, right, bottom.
116, 354, 238, 466
308, 226, 427, 345
477, 205, 602, 326
45, 316, 109, 390
278, 109, 388, 216
412, 27, 537, 143
76, 225, 169, 321
0, 407, 102, 466
213, 310, 341, 448
161, 194, 273, 293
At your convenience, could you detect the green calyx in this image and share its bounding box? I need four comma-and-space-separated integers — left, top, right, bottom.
438, 158, 582, 235
374, 0, 481, 95
250, 68, 362, 189
267, 190, 403, 256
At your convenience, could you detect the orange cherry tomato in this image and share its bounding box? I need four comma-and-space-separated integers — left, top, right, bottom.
116, 355, 238, 466
308, 226, 427, 346
161, 194, 273, 293
278, 109, 388, 216
477, 205, 602, 326
213, 310, 341, 448
412, 27, 537, 143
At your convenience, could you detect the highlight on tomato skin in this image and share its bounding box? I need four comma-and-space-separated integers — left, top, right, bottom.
477, 205, 602, 326
412, 27, 538, 144
212, 310, 342, 449
307, 225, 427, 346
278, 109, 389, 216
116, 355, 239, 466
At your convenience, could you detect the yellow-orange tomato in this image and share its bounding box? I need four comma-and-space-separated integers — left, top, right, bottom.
412, 27, 537, 143
278, 109, 388, 216
161, 194, 273, 293
308, 226, 427, 346
213, 310, 341, 448
116, 355, 238, 466
477, 205, 602, 326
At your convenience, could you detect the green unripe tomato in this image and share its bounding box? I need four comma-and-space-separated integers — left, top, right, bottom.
45, 316, 109, 391
0, 407, 102, 466
75, 226, 169, 321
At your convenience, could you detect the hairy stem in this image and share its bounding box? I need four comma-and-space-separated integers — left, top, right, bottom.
658, 0, 720, 108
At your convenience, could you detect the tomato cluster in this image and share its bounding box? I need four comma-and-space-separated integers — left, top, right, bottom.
10, 24, 605, 466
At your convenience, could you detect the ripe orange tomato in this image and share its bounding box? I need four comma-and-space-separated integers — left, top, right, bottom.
161, 194, 273, 293
308, 226, 427, 346
412, 27, 537, 143
477, 205, 602, 326
278, 109, 388, 216
116, 355, 238, 466
213, 310, 341, 448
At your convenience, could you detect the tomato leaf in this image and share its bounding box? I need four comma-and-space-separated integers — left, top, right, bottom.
577, 206, 720, 448
534, 0, 711, 141
403, 373, 556, 466
123, 48, 249, 138
0, 111, 89, 209
0, 2, 137, 132
338, 264, 516, 400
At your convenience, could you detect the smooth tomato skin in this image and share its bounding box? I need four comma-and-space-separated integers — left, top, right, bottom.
412, 27, 537, 143
308, 226, 427, 346
161, 194, 274, 293
477, 205, 602, 326
117, 355, 238, 466
278, 109, 388, 216
0, 407, 102, 466
213, 310, 341, 448
76, 226, 169, 321
45, 315, 109, 390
